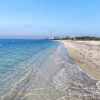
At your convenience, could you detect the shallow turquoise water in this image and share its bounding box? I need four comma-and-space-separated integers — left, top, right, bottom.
0, 39, 60, 98
0, 39, 100, 100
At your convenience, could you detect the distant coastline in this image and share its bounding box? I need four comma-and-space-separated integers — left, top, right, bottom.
51, 36, 100, 41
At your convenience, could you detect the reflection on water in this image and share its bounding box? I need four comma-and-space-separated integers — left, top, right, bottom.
0, 40, 100, 100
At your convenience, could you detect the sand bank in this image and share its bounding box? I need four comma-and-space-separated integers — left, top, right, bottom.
59, 40, 100, 79
59, 40, 100, 87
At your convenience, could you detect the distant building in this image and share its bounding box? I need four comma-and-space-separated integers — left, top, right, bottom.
68, 36, 76, 40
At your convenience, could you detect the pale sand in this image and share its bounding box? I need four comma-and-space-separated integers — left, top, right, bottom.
59, 40, 100, 88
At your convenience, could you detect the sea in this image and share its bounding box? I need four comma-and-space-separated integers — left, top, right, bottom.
0, 39, 100, 100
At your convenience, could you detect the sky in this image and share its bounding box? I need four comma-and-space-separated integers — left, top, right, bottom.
0, 0, 100, 38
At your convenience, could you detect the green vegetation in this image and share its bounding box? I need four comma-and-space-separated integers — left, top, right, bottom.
75, 36, 100, 41
53, 36, 100, 41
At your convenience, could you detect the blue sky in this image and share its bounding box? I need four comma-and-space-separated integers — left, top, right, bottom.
0, 0, 100, 38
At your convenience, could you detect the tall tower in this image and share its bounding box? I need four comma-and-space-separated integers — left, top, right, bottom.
50, 32, 53, 39
51, 32, 53, 39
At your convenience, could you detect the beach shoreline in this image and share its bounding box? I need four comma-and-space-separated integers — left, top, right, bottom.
0, 39, 100, 99
58, 40, 100, 89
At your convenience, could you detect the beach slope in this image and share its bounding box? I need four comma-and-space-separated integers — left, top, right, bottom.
60, 40, 100, 87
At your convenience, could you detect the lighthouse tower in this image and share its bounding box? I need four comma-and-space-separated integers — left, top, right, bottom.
49, 32, 53, 39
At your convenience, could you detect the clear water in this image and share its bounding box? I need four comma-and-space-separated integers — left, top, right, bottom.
0, 39, 100, 100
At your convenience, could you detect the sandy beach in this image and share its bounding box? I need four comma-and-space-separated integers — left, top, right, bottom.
60, 40, 100, 88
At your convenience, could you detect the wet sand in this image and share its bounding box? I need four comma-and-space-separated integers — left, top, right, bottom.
59, 40, 100, 88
